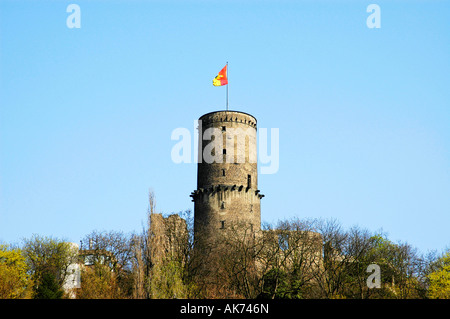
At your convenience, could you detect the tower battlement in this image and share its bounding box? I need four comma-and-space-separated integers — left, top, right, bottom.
190, 184, 265, 200
199, 110, 257, 128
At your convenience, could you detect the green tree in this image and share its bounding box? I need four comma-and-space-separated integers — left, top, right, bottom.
149, 259, 191, 298
22, 235, 78, 298
364, 234, 428, 298
34, 271, 64, 299
0, 245, 33, 298
428, 251, 450, 299
259, 268, 291, 299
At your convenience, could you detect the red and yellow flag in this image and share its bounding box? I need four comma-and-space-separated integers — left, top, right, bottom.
213, 65, 228, 86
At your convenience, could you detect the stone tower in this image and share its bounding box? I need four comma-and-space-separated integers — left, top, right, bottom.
190, 110, 264, 247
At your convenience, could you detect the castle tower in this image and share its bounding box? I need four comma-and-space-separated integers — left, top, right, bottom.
190, 110, 264, 247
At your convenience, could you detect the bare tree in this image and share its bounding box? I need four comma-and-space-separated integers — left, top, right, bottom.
79, 230, 134, 298
131, 234, 146, 298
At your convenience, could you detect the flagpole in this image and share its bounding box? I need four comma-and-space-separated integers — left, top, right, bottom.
226, 61, 228, 111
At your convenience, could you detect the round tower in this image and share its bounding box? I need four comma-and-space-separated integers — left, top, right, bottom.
191, 110, 264, 246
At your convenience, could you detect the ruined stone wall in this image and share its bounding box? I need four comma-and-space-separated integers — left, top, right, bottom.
260, 229, 324, 269
150, 213, 188, 266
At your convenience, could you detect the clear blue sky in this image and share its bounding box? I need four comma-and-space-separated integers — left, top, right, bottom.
1, 0, 449, 254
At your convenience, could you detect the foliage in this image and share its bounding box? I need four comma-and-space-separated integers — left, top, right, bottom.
76, 262, 126, 299
149, 259, 191, 298
79, 230, 135, 298
34, 271, 64, 299
1, 193, 446, 299
259, 268, 293, 299
21, 235, 78, 298
428, 251, 450, 299
0, 245, 33, 298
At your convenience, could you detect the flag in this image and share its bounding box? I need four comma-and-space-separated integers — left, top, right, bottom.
213, 65, 228, 86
